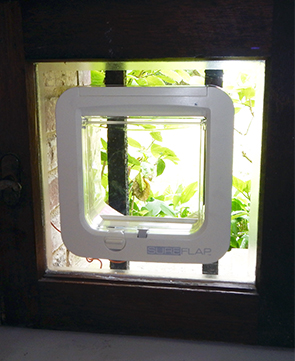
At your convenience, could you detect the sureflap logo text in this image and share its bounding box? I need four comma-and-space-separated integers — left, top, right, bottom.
147, 246, 211, 256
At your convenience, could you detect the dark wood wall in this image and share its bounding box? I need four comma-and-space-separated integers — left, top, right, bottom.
21, 0, 273, 60
0, 0, 293, 348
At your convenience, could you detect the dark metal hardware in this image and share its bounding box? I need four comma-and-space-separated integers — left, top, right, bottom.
105, 70, 130, 271
202, 70, 224, 276
0, 153, 22, 206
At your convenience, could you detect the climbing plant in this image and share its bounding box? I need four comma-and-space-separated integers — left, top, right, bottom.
89, 68, 257, 249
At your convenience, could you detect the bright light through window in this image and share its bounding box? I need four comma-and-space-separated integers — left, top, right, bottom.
36, 60, 265, 283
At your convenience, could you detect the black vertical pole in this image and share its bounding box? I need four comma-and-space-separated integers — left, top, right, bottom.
105, 71, 129, 270
202, 69, 224, 276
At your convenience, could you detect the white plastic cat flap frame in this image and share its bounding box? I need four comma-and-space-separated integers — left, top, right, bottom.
56, 86, 234, 263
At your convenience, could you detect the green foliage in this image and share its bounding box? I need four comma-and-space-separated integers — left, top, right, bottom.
126, 69, 192, 86
232, 176, 251, 200
126, 123, 197, 217
89, 68, 257, 250
90, 70, 105, 86
150, 144, 179, 164
230, 177, 251, 250
156, 158, 165, 176
225, 73, 256, 129
179, 182, 198, 205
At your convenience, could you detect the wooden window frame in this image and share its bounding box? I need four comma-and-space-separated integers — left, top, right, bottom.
0, 0, 293, 347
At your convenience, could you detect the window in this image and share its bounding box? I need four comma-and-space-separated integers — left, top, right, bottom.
36, 60, 265, 283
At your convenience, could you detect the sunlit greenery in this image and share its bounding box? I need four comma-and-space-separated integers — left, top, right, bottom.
89, 68, 257, 249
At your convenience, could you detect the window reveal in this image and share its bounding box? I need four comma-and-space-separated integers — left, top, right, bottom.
55, 86, 234, 263
36, 60, 265, 282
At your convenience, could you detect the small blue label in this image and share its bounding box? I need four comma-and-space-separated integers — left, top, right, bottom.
147, 246, 181, 256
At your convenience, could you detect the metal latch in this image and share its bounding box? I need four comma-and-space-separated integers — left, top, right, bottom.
0, 154, 22, 206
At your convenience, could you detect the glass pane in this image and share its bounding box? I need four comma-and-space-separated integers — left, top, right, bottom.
36, 60, 265, 283
82, 116, 206, 235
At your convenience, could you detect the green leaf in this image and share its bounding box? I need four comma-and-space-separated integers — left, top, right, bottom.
173, 194, 181, 208
101, 138, 107, 150
240, 234, 249, 249
240, 73, 249, 84
155, 195, 165, 201
238, 87, 255, 100
231, 220, 239, 235
151, 144, 179, 164
175, 70, 191, 83
135, 78, 148, 86
232, 176, 246, 193
231, 210, 249, 220
127, 70, 141, 77
232, 176, 251, 200
179, 182, 198, 204
164, 185, 174, 196
146, 75, 165, 86
160, 70, 182, 83
156, 158, 166, 176
157, 74, 176, 84
131, 200, 140, 211
243, 87, 256, 99
238, 90, 245, 101
230, 235, 239, 248
150, 144, 165, 157
138, 209, 149, 216
150, 131, 163, 142
140, 124, 156, 130
128, 137, 142, 149
145, 199, 161, 216
232, 197, 245, 211
91, 70, 105, 86
244, 180, 251, 195
175, 184, 184, 194
135, 172, 146, 192
189, 69, 201, 77
160, 203, 176, 217
128, 154, 140, 166
180, 206, 190, 218
101, 174, 108, 189
101, 151, 108, 162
